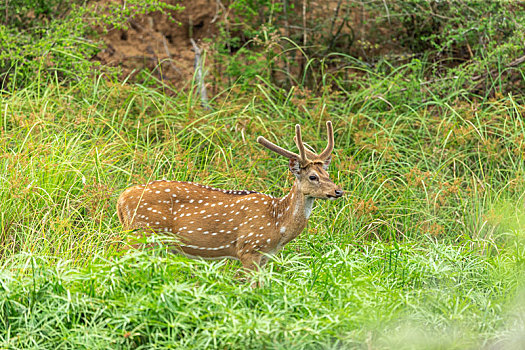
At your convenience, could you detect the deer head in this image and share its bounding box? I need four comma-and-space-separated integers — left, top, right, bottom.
257, 121, 343, 200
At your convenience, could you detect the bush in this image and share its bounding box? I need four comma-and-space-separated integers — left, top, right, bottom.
208, 0, 524, 98
0, 0, 182, 91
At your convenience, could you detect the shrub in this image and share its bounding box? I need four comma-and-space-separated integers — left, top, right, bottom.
0, 0, 182, 91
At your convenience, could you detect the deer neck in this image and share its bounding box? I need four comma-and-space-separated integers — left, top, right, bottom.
274, 181, 314, 245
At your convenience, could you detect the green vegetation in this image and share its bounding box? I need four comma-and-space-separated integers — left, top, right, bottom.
1, 1, 525, 349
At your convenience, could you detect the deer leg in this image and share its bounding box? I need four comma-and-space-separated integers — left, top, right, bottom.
240, 253, 262, 271
239, 252, 268, 287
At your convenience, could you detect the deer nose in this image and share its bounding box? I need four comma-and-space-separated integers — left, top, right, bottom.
334, 189, 344, 198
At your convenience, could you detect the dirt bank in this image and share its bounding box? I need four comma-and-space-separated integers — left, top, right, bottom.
94, 0, 218, 90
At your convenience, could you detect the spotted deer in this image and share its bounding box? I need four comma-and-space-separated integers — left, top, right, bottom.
117, 121, 343, 272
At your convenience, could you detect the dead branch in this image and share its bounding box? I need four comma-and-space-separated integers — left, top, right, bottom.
160, 35, 183, 76
190, 38, 210, 110
472, 54, 525, 82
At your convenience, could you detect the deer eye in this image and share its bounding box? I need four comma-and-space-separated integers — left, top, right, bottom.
309, 175, 318, 181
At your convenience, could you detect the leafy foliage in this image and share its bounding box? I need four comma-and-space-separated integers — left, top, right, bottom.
0, 0, 181, 91
208, 0, 524, 97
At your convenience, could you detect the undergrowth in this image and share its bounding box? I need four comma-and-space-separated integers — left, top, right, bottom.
0, 69, 524, 348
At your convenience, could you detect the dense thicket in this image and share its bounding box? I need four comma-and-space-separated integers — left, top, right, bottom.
1, 1, 524, 99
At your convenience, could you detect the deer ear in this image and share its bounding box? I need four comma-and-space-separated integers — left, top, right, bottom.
322, 156, 332, 170
289, 158, 301, 176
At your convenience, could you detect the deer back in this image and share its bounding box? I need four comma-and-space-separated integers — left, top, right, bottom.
117, 180, 290, 259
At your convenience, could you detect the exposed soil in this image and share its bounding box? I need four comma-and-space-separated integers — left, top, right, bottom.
92, 0, 405, 94
94, 0, 218, 90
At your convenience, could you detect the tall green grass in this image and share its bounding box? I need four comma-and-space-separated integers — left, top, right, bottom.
1, 65, 525, 348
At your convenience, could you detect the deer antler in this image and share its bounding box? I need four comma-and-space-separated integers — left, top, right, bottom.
293, 121, 333, 161
318, 121, 334, 160
257, 124, 309, 164
294, 137, 317, 160
257, 136, 301, 160
294, 124, 308, 164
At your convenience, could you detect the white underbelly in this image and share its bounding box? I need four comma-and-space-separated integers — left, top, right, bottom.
174, 249, 240, 261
